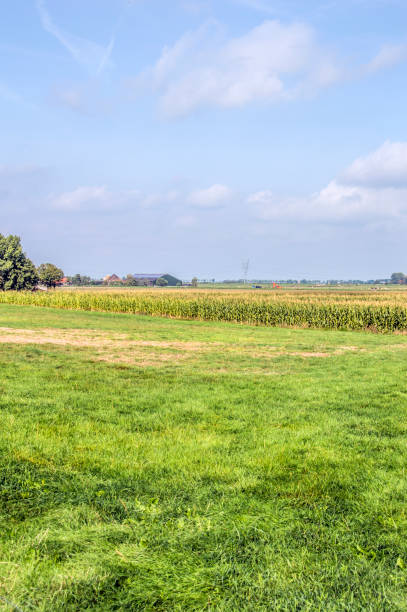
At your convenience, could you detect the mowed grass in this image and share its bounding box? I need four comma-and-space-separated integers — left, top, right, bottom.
0, 305, 407, 610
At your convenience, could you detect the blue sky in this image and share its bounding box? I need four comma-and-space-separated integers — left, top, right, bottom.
1, 0, 407, 279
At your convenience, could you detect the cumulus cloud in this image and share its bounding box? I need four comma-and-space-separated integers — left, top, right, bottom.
39, 142, 407, 228
188, 184, 233, 207
137, 20, 343, 116
248, 141, 407, 224
340, 141, 407, 188
49, 186, 183, 213
36, 0, 115, 76
50, 186, 133, 211
51, 186, 110, 211
48, 183, 234, 216
249, 182, 407, 224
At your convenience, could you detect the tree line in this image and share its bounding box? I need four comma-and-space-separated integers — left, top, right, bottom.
1, 233, 406, 291
68, 274, 172, 287
0, 234, 63, 290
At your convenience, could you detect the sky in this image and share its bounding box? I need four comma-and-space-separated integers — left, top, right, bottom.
1, 0, 407, 280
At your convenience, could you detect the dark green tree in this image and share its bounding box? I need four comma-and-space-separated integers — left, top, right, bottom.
391, 272, 406, 284
156, 277, 168, 287
0, 234, 38, 291
70, 274, 82, 286
37, 263, 64, 288
67, 274, 97, 286
124, 274, 138, 286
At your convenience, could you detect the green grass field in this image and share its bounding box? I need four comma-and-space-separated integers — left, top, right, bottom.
1, 304, 407, 610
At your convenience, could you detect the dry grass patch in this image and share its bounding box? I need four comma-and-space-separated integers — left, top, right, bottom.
0, 327, 370, 367
0, 327, 219, 351
2, 326, 399, 372
93, 349, 187, 367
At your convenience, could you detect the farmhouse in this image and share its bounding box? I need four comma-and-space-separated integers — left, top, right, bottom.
104, 274, 122, 284
133, 273, 181, 286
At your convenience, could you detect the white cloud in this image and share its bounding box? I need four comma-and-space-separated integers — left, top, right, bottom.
340, 141, 407, 188
249, 182, 407, 223
36, 0, 115, 76
140, 20, 343, 116
151, 24, 212, 85
314, 180, 407, 222
51, 186, 118, 211
248, 141, 407, 224
366, 43, 407, 73
188, 184, 233, 207
50, 183, 232, 214
46, 142, 407, 226
49, 186, 181, 213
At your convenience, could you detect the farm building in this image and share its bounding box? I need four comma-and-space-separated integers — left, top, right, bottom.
104, 274, 122, 284
133, 273, 181, 286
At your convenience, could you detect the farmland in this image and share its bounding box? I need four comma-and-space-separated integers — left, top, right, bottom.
1, 300, 407, 610
1, 287, 407, 331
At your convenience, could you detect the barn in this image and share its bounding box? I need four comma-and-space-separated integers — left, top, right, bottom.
104, 274, 122, 285
133, 273, 181, 287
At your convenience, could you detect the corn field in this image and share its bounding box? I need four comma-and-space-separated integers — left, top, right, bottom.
1, 288, 407, 331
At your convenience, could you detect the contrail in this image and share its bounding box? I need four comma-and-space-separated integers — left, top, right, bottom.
35, 0, 116, 76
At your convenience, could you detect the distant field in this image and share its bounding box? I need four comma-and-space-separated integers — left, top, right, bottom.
1, 304, 407, 610
59, 283, 407, 291
1, 288, 407, 331
195, 283, 407, 291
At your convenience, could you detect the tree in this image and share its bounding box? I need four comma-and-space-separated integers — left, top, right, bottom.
67, 274, 98, 286
0, 234, 38, 291
37, 263, 64, 288
156, 277, 168, 287
124, 274, 138, 286
70, 274, 82, 286
191, 277, 198, 288
391, 272, 406, 284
